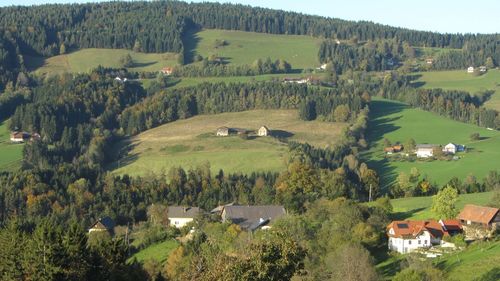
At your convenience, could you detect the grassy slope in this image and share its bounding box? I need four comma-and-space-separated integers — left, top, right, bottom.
0, 120, 23, 171
436, 240, 500, 281
364, 99, 500, 190
414, 69, 500, 110
128, 240, 178, 264
390, 191, 492, 220
109, 110, 346, 176
28, 48, 178, 75
187, 29, 322, 69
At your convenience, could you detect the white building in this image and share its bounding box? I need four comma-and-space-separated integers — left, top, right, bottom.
467, 66, 475, 73
168, 206, 201, 228
416, 144, 439, 158
387, 220, 462, 254
479, 66, 487, 73
258, 126, 270, 137
443, 143, 457, 154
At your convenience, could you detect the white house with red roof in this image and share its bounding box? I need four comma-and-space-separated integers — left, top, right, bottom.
387, 219, 462, 254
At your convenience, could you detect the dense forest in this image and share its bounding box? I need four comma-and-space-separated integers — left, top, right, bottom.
0, 1, 498, 90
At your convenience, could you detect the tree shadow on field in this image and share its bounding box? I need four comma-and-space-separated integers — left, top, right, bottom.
271, 130, 294, 139
131, 61, 157, 68
392, 207, 427, 220
106, 137, 139, 171
182, 27, 202, 64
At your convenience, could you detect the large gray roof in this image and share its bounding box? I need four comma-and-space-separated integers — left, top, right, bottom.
222, 205, 286, 231
168, 206, 201, 218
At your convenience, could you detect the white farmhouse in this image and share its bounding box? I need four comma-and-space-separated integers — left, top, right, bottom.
258, 126, 270, 137
387, 220, 462, 254
467, 66, 475, 73
416, 144, 439, 158
443, 143, 457, 154
168, 206, 201, 228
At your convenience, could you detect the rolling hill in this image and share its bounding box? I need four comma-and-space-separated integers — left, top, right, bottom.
364, 99, 500, 191
109, 110, 346, 176
0, 120, 23, 172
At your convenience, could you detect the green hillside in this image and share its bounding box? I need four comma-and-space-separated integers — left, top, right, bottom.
109, 110, 346, 176
364, 99, 500, 190
186, 29, 322, 69
128, 240, 179, 264
0, 120, 23, 171
390, 191, 492, 220
414, 69, 500, 110
27, 48, 179, 75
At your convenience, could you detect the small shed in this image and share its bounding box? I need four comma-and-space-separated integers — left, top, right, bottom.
216, 126, 229, 136
258, 126, 270, 137
89, 217, 115, 234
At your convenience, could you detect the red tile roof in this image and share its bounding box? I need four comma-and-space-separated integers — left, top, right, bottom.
440, 219, 462, 232
387, 220, 458, 239
458, 205, 499, 225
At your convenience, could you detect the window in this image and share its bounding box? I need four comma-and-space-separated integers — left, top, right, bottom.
418, 240, 421, 245
408, 240, 412, 245
424, 240, 427, 245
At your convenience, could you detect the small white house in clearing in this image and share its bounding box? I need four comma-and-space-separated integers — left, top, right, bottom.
467, 66, 475, 73
416, 144, 439, 158
258, 126, 270, 137
387, 220, 462, 254
168, 206, 201, 228
443, 143, 457, 154
320, 63, 328, 70
479, 66, 487, 73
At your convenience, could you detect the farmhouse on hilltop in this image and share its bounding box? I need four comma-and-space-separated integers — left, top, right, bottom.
467, 66, 475, 73
387, 219, 462, 254
458, 204, 500, 239
416, 144, 439, 158
89, 217, 115, 234
258, 126, 270, 136
221, 205, 287, 231
161, 67, 174, 75
216, 126, 230, 136
168, 206, 201, 228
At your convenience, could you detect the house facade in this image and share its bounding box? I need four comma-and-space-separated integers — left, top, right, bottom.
416, 144, 438, 158
221, 205, 286, 231
216, 126, 229, 136
467, 66, 475, 73
168, 206, 201, 228
387, 220, 461, 254
458, 204, 500, 239
258, 126, 270, 137
443, 143, 457, 154
10, 131, 31, 143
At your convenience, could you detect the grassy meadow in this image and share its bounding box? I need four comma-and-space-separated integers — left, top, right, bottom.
27, 48, 178, 75
364, 99, 500, 191
186, 29, 322, 69
414, 69, 500, 110
128, 240, 179, 264
109, 110, 346, 176
390, 191, 492, 220
0, 120, 23, 171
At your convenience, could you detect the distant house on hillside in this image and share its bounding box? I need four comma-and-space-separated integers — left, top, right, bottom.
258, 126, 270, 137
89, 217, 115, 234
161, 67, 174, 75
443, 143, 458, 154
221, 205, 287, 231
467, 66, 475, 73
168, 206, 201, 228
479, 66, 487, 73
416, 144, 439, 158
385, 145, 403, 154
114, 76, 128, 83
426, 58, 434, 65
458, 204, 500, 239
283, 77, 309, 84
319, 63, 328, 70
216, 126, 230, 137
10, 131, 31, 143
387, 219, 462, 254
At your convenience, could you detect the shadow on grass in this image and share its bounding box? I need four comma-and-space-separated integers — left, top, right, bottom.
392, 207, 427, 220
182, 27, 202, 64
107, 137, 139, 171
131, 61, 157, 68
271, 130, 294, 139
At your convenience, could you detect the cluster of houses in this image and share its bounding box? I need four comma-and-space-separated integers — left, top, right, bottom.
282, 76, 321, 85
161, 67, 174, 75
89, 204, 287, 234
467, 66, 487, 73
387, 204, 500, 254
216, 126, 270, 137
10, 131, 40, 143
385, 142, 465, 158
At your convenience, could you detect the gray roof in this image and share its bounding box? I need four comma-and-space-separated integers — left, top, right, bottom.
168, 206, 201, 218
90, 216, 115, 230
416, 144, 440, 149
222, 205, 286, 231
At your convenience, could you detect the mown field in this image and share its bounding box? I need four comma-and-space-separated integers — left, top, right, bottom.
186, 29, 322, 69
0, 120, 23, 172
109, 110, 346, 176
27, 48, 178, 75
364, 99, 500, 191
390, 191, 492, 220
414, 69, 500, 110
128, 240, 178, 264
